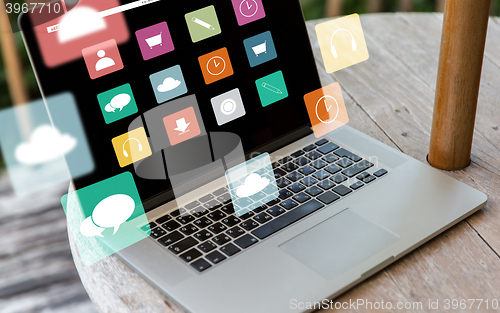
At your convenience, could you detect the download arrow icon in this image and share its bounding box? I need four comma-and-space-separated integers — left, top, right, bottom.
174, 118, 190, 135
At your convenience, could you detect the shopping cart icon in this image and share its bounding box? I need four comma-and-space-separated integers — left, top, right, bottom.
145, 32, 162, 49
252, 41, 267, 57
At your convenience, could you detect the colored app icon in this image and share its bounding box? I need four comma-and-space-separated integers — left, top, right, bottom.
135, 22, 175, 61
198, 48, 234, 85
304, 82, 349, 138
243, 31, 277, 68
231, 0, 266, 26
163, 107, 201, 146
82, 39, 124, 79
112, 127, 152, 168
97, 84, 138, 124
149, 65, 188, 104
225, 153, 279, 217
315, 13, 369, 73
185, 6, 222, 43
211, 88, 246, 126
255, 71, 289, 107
61, 172, 149, 265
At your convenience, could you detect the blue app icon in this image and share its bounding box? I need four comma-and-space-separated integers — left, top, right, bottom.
149, 65, 188, 104
243, 31, 277, 68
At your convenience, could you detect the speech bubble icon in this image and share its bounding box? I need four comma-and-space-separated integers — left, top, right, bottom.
92, 194, 135, 235
80, 216, 105, 237
105, 94, 131, 113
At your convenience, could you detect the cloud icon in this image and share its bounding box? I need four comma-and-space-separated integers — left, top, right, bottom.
15, 125, 77, 165
236, 173, 270, 198
58, 6, 107, 43
157, 77, 181, 92
105, 93, 131, 112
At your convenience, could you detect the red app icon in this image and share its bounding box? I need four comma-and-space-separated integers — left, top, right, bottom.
82, 39, 124, 79
163, 107, 201, 146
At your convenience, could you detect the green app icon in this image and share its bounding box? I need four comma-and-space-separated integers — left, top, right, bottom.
256, 71, 289, 107
97, 84, 138, 124
185, 5, 222, 43
61, 172, 150, 265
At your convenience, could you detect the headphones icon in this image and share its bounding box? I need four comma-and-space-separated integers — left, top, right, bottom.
330, 28, 357, 58
122, 138, 143, 158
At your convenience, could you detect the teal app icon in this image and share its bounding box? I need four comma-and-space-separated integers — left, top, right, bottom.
97, 84, 138, 124
61, 172, 150, 265
255, 71, 288, 107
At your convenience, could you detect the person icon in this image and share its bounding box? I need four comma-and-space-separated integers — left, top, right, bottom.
95, 50, 116, 72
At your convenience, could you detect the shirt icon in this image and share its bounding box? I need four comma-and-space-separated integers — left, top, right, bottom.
198, 48, 234, 85
163, 107, 201, 146
111, 127, 152, 168
82, 39, 124, 79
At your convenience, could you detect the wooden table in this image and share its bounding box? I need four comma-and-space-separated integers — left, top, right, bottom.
71, 13, 500, 312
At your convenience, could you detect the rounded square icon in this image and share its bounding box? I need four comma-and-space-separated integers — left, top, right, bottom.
243, 31, 277, 68
198, 48, 234, 85
149, 65, 188, 104
135, 22, 175, 61
112, 127, 152, 168
315, 13, 369, 74
211, 88, 246, 126
185, 5, 222, 43
231, 0, 266, 26
255, 71, 288, 107
304, 82, 349, 138
82, 39, 124, 79
97, 84, 139, 124
163, 107, 201, 146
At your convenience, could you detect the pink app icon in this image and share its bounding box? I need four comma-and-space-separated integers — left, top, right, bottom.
163, 107, 201, 146
231, 0, 266, 26
135, 22, 175, 61
82, 39, 124, 79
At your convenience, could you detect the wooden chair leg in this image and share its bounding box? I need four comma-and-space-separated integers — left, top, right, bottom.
325, 0, 343, 17
436, 0, 446, 12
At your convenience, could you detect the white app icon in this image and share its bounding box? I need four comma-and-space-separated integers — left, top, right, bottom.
211, 88, 246, 126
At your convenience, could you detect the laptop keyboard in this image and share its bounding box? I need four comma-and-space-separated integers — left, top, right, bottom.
142, 139, 388, 273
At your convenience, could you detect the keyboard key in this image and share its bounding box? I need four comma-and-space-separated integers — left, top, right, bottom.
350, 181, 364, 190
199, 194, 214, 203
287, 171, 304, 182
266, 205, 286, 216
162, 220, 181, 231
180, 224, 198, 236
282, 162, 299, 173
293, 192, 311, 203
330, 174, 348, 184
155, 215, 171, 224
192, 207, 209, 218
190, 258, 211, 272
264, 198, 280, 206
363, 176, 376, 184
254, 212, 273, 224
325, 164, 342, 174
315, 138, 329, 146
208, 210, 226, 221
317, 142, 339, 154
311, 159, 327, 169
170, 210, 181, 217
227, 226, 245, 238
221, 204, 235, 215
294, 157, 310, 166
291, 150, 305, 158
299, 166, 316, 176
313, 170, 330, 180
204, 200, 222, 211
317, 191, 341, 204
176, 215, 195, 225
288, 182, 306, 193
356, 172, 371, 180
317, 179, 335, 190
220, 243, 241, 256
342, 160, 374, 178
278, 156, 294, 164
300, 177, 318, 187
252, 204, 268, 213
240, 220, 259, 231
213, 234, 231, 245
208, 222, 227, 234
373, 169, 388, 177
333, 148, 362, 162
194, 230, 213, 241
141, 222, 157, 232
179, 248, 202, 263
206, 251, 226, 264
323, 154, 340, 163
222, 216, 241, 228
276, 178, 292, 189
213, 187, 227, 196
239, 211, 255, 220
305, 151, 323, 160
303, 144, 316, 152
168, 237, 198, 254
197, 241, 217, 253
272, 162, 281, 169
185, 201, 200, 211
273, 168, 287, 178
252, 200, 324, 239
234, 234, 258, 249
233, 198, 253, 208
158, 232, 183, 247
279, 200, 298, 210
279, 189, 293, 200
217, 193, 232, 204
332, 185, 353, 196
305, 186, 323, 197
193, 216, 213, 228
337, 158, 354, 168
150, 227, 166, 239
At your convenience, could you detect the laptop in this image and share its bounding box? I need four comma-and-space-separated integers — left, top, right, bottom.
20, 0, 487, 312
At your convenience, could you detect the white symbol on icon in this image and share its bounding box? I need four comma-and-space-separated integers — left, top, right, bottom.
220, 99, 237, 115
157, 77, 181, 92
145, 32, 163, 49
95, 49, 116, 71
192, 17, 215, 30
261, 82, 282, 94
122, 138, 143, 158
80, 194, 135, 237
252, 41, 267, 57
105, 93, 131, 113
236, 173, 270, 198
239, 0, 258, 18
315, 95, 339, 124
174, 118, 190, 135
57, 7, 107, 43
330, 28, 357, 58
207, 56, 226, 75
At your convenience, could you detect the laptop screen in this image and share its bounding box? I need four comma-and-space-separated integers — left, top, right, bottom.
20, 0, 321, 211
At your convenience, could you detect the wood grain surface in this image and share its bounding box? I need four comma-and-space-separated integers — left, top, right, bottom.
1, 13, 499, 312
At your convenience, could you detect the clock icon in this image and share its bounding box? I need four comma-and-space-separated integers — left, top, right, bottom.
315, 95, 339, 124
239, 0, 259, 18
206, 56, 226, 76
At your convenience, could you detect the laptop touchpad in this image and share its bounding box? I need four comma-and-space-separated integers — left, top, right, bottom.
279, 209, 400, 280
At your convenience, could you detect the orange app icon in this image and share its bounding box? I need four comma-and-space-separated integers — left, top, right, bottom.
198, 48, 234, 85
304, 82, 349, 138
